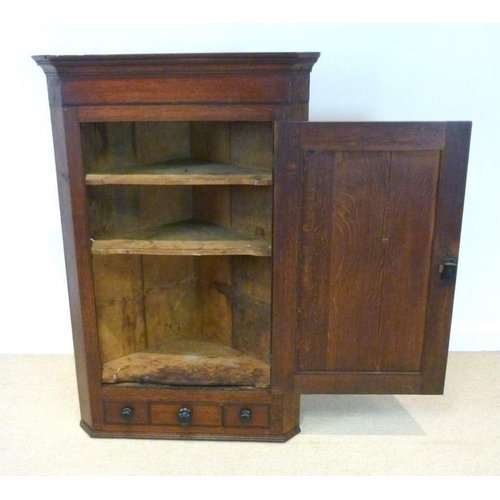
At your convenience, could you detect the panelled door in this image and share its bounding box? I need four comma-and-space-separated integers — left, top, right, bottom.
272, 122, 471, 395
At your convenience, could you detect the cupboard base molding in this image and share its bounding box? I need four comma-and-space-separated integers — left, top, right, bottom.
80, 420, 302, 442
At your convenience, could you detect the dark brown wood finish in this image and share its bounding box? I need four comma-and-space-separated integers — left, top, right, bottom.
378, 150, 440, 372
420, 121, 472, 393
272, 123, 302, 393
35, 52, 315, 442
76, 104, 310, 123
49, 106, 103, 426
36, 53, 470, 441
274, 122, 471, 394
33, 53, 320, 108
96, 387, 300, 441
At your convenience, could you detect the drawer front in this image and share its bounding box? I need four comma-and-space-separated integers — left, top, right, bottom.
223, 405, 270, 428
150, 403, 222, 427
104, 402, 149, 425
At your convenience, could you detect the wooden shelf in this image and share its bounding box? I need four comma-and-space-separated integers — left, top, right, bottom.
85, 159, 272, 186
91, 219, 272, 256
102, 340, 271, 388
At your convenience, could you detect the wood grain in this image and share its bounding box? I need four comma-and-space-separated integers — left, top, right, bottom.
223, 405, 270, 428
150, 403, 222, 426
196, 257, 233, 346
104, 402, 149, 425
231, 257, 272, 364
142, 256, 197, 348
102, 340, 271, 388
296, 150, 390, 372
49, 106, 104, 428
96, 390, 300, 441
378, 151, 440, 371
420, 122, 472, 393
231, 186, 273, 240
135, 121, 190, 164
88, 185, 192, 238
92, 255, 146, 363
274, 121, 470, 396
76, 104, 305, 123
295, 148, 437, 374
86, 160, 272, 186
81, 122, 136, 173
229, 122, 274, 171
193, 185, 231, 227
301, 122, 447, 151
34, 52, 317, 442
271, 122, 302, 392
191, 122, 230, 163
91, 219, 272, 256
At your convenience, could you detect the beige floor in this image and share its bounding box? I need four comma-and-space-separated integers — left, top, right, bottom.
0, 352, 499, 475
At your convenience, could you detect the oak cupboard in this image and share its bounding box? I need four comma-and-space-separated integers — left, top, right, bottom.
34, 53, 471, 441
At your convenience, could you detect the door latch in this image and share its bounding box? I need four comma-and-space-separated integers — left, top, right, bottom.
439, 256, 458, 283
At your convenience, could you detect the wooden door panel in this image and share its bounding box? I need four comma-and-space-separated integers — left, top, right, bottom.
297, 150, 390, 372
378, 151, 440, 372
296, 149, 440, 374
272, 122, 471, 395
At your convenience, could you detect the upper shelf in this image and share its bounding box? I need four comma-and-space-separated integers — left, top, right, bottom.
85, 159, 272, 186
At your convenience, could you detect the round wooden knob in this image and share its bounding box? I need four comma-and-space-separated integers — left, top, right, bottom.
240, 408, 252, 424
121, 407, 133, 421
177, 407, 192, 426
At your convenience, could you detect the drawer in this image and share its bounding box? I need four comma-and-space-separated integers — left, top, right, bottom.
104, 402, 149, 425
223, 405, 270, 428
150, 404, 222, 427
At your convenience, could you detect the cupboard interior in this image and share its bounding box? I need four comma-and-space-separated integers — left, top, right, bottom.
82, 121, 273, 389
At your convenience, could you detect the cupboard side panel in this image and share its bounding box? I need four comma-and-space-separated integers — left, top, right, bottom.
50, 106, 102, 426
272, 123, 302, 392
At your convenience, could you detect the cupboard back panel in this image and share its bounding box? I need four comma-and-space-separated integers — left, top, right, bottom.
192, 121, 274, 170
94, 255, 271, 368
92, 254, 147, 364
88, 185, 193, 238
232, 257, 272, 364
82, 121, 273, 172
142, 256, 198, 347
81, 122, 191, 171
84, 121, 273, 240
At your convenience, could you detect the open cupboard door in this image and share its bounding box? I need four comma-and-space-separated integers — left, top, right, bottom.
272, 122, 471, 395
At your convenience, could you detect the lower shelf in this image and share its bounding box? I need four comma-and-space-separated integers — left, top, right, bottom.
102, 340, 270, 388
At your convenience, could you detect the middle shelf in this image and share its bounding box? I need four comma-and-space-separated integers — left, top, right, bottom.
91, 218, 272, 256
85, 159, 273, 186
